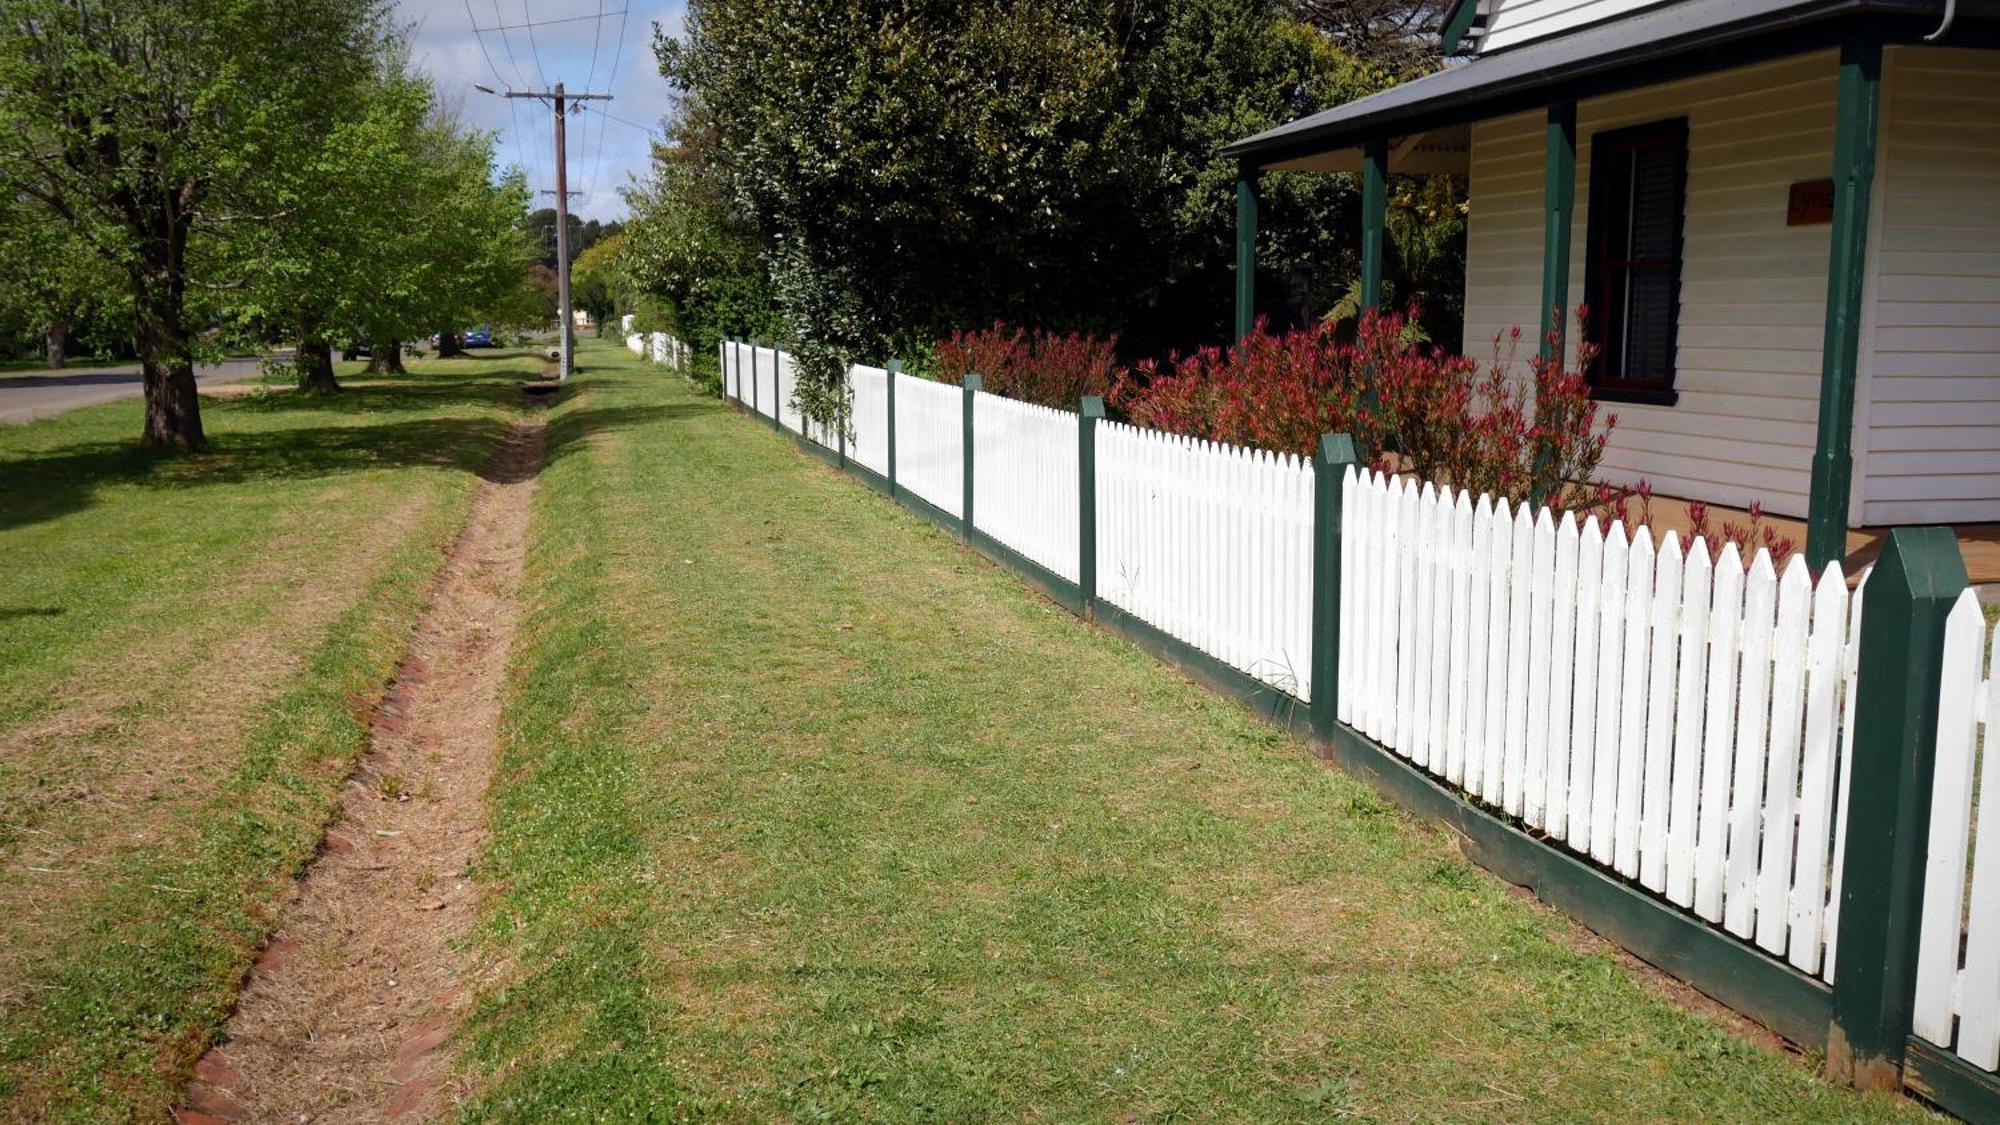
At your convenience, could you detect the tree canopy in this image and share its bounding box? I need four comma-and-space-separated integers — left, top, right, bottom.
626, 0, 1465, 428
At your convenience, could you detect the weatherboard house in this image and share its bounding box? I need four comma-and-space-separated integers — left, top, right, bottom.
1224, 0, 2000, 568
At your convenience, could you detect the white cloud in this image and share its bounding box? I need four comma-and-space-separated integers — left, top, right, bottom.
398, 0, 686, 221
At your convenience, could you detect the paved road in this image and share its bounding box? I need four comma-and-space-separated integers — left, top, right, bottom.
0, 357, 267, 425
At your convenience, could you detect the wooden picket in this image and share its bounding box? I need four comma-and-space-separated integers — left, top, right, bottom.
972, 391, 1079, 582
848, 365, 891, 477
891, 373, 962, 518
1337, 471, 1863, 982
1913, 588, 2000, 1074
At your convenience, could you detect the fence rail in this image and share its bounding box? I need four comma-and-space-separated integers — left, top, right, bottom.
715, 335, 1995, 1121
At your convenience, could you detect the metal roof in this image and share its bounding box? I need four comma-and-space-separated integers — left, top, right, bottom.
1223, 0, 1975, 166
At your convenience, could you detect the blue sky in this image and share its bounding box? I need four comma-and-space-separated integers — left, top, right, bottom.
399, 0, 688, 221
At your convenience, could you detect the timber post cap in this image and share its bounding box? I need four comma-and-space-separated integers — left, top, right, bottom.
963, 372, 983, 393
1870, 526, 1968, 605
1317, 432, 1358, 467
1080, 395, 1105, 419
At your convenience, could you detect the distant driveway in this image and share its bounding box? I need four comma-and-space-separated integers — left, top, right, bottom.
0, 357, 268, 425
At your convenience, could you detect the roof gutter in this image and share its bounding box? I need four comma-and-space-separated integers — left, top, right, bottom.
1221, 0, 1935, 163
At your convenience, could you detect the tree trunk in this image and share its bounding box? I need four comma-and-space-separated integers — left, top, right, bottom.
292, 316, 340, 394
435, 327, 463, 358
43, 319, 67, 369
364, 339, 406, 375
132, 265, 204, 450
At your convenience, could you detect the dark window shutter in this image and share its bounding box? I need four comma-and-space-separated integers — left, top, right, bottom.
1583, 118, 1687, 402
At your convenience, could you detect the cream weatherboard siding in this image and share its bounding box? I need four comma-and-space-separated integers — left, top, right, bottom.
1463, 51, 1841, 520
1474, 0, 1668, 54
1859, 46, 2000, 526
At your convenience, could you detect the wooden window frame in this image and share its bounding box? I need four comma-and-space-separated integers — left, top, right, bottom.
1582, 116, 1688, 407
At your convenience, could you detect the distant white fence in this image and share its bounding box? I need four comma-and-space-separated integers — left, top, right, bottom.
626, 330, 692, 373
715, 336, 1990, 1106
1915, 589, 2000, 1075
1339, 470, 1862, 983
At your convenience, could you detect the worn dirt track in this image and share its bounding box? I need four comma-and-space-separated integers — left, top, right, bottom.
178, 417, 543, 1123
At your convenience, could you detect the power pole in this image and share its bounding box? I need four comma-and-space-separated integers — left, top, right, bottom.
478, 82, 611, 381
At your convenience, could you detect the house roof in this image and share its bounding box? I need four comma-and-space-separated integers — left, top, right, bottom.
1223, 0, 1994, 167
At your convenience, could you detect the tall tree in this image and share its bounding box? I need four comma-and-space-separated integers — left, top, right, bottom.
0, 0, 388, 447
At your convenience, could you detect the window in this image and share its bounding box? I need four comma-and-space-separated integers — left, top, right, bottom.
1583, 117, 1688, 404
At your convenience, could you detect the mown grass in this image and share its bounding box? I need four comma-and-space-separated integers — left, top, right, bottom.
463, 337, 1929, 1121
0, 353, 530, 1118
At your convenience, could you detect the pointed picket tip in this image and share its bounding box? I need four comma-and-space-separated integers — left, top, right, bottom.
1686, 533, 1712, 569
1420, 481, 1437, 505
1579, 513, 1602, 544
1714, 539, 1743, 577
1534, 505, 1557, 534
1630, 525, 1656, 560
1491, 495, 1510, 521
1780, 551, 1813, 592
1659, 528, 1682, 562
1341, 464, 1358, 487
1454, 488, 1475, 516
1558, 509, 1579, 540
1748, 545, 1777, 582
1515, 503, 1536, 533
1818, 558, 1847, 597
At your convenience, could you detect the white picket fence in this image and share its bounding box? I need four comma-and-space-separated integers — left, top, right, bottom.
720, 341, 1995, 1010
972, 391, 1080, 582
1338, 470, 1863, 983
1097, 422, 1316, 699
1915, 589, 2000, 1074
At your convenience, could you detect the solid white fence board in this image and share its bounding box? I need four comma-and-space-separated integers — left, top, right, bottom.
1757, 558, 1814, 956
1640, 534, 1683, 894
973, 392, 1079, 582
1547, 513, 1581, 839
1585, 521, 1626, 865
1480, 500, 1513, 802
1338, 468, 1361, 726
1665, 539, 1714, 908
1788, 562, 1850, 976
1613, 528, 1655, 880
1725, 550, 1779, 939
1502, 503, 1534, 816
1523, 509, 1557, 827
893, 375, 963, 517
1445, 491, 1476, 787
1463, 494, 1495, 796
1694, 543, 1745, 923
1410, 485, 1439, 770
1915, 591, 1984, 1049
1395, 480, 1420, 756
1822, 577, 1866, 981
1961, 667, 2000, 1069
849, 365, 891, 477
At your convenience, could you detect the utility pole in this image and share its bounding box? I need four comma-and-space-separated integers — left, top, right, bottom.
476, 82, 611, 381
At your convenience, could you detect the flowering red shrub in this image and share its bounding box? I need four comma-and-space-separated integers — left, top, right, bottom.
933, 321, 1122, 410
1119, 309, 1615, 513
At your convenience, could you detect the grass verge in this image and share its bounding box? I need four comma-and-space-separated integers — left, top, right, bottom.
0, 352, 527, 1117
462, 337, 1928, 1121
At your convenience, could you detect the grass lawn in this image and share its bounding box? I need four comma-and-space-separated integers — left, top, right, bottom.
0, 351, 532, 1117
462, 337, 1928, 1120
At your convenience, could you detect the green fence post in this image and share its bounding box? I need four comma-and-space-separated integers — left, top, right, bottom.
886, 360, 901, 500
1827, 526, 1966, 1090
837, 366, 848, 468
961, 372, 980, 539
770, 342, 783, 433
1078, 396, 1105, 620
1310, 434, 1360, 742
749, 338, 760, 415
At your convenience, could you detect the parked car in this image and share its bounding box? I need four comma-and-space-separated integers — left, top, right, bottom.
463, 327, 493, 348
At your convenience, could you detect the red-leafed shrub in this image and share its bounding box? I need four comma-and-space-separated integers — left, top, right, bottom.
1119, 309, 1616, 513
933, 321, 1122, 410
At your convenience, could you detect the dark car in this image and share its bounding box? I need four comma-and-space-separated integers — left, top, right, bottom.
463, 327, 493, 347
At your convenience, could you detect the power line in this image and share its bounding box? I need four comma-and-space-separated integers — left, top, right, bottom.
581, 103, 658, 137
519, 0, 550, 92
464, 0, 540, 195
578, 0, 606, 202
477, 8, 626, 32
583, 0, 631, 206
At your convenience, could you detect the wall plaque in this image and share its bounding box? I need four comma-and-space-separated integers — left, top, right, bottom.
1787, 179, 1835, 226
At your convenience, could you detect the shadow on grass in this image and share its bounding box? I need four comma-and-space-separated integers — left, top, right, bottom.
0, 380, 689, 532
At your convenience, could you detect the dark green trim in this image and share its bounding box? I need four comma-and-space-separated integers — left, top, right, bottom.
769, 341, 783, 433
1829, 526, 1966, 1088
1361, 142, 1388, 312
1808, 34, 1883, 570
1317, 721, 1836, 1049
1541, 101, 1577, 361
886, 359, 901, 501
1310, 434, 1359, 741
1078, 396, 1105, 619
961, 373, 980, 541
1235, 170, 1260, 341
1439, 0, 1478, 55
748, 337, 759, 415
1904, 1036, 2000, 1122
1097, 602, 1313, 739
969, 528, 1084, 617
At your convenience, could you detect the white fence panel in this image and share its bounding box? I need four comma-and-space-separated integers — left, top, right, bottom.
626, 334, 644, 356
893, 374, 963, 517
972, 392, 1078, 582
1337, 470, 1863, 980
849, 365, 891, 477
1095, 423, 1313, 700
776, 352, 804, 434
720, 342, 736, 398
1914, 589, 2000, 1073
